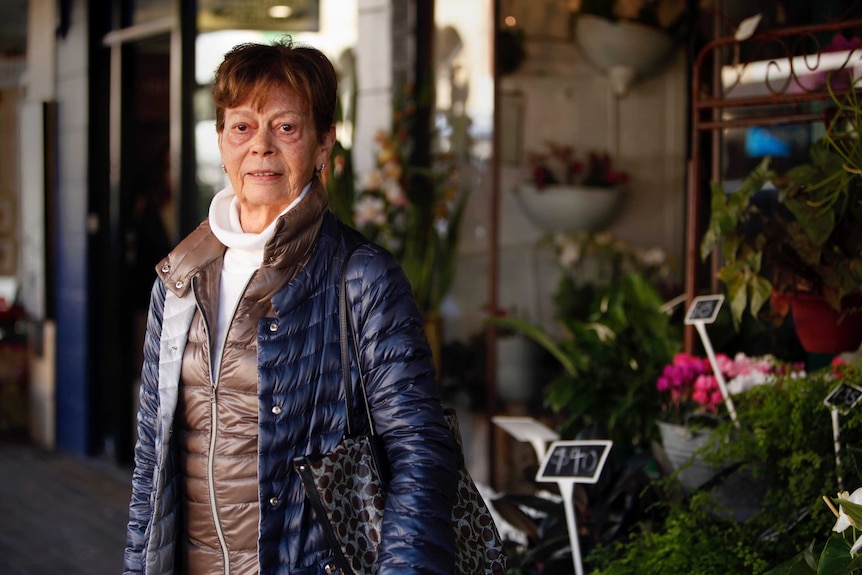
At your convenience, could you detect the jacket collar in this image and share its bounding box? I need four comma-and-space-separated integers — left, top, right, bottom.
155, 178, 329, 298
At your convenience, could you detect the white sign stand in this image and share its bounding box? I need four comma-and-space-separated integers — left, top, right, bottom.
491, 416, 560, 463
824, 382, 862, 490
535, 440, 612, 575
685, 295, 739, 427
832, 407, 843, 490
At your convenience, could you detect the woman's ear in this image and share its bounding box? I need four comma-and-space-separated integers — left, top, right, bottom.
319, 124, 336, 163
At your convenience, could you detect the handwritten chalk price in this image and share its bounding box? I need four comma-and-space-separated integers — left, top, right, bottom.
684, 295, 724, 325
825, 382, 862, 413
535, 439, 613, 575
536, 440, 611, 484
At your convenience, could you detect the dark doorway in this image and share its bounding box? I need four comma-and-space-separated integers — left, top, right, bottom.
100, 32, 175, 465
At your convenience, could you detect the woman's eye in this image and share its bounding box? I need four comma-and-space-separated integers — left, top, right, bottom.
235, 124, 248, 132
278, 124, 293, 133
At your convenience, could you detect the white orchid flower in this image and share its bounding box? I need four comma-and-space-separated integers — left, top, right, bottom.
353, 195, 387, 227
362, 170, 384, 190
726, 371, 770, 395
381, 179, 408, 207
832, 487, 862, 534
558, 241, 581, 269
639, 247, 667, 267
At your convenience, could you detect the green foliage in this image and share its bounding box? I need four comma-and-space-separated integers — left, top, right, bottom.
325, 138, 356, 225
550, 272, 680, 445
700, 158, 775, 330
589, 494, 772, 575
491, 232, 681, 446
700, 78, 862, 330
494, 270, 680, 447
586, 362, 862, 575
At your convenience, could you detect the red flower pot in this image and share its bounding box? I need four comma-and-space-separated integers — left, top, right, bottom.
789, 293, 862, 354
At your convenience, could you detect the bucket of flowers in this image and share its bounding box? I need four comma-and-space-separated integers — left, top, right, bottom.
655, 351, 805, 521
515, 141, 628, 233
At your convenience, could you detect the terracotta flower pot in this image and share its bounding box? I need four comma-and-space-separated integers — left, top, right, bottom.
789, 293, 862, 354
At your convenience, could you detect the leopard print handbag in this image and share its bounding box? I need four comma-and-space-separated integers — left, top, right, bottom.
293, 249, 507, 575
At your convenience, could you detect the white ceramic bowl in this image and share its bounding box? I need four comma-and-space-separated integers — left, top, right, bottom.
574, 15, 674, 95
514, 184, 624, 233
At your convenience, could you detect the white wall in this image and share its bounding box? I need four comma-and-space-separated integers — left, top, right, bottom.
446, 2, 688, 342
21, 0, 60, 449
355, 0, 394, 176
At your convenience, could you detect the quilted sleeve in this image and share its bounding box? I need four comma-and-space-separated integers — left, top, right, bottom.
123, 279, 166, 574
345, 245, 458, 575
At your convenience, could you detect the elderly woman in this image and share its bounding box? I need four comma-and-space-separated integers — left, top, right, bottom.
123, 38, 457, 575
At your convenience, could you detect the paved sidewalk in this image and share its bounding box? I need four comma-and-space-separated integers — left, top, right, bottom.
0, 442, 132, 574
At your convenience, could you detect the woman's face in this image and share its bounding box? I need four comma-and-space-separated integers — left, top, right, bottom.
218, 85, 334, 232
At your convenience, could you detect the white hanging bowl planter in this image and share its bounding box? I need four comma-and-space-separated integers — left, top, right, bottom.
515, 184, 624, 233
574, 14, 675, 96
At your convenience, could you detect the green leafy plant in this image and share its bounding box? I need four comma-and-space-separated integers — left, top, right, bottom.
587, 359, 862, 575
491, 232, 681, 446
766, 482, 862, 575
491, 447, 666, 575
762, 359, 862, 575
700, 79, 862, 330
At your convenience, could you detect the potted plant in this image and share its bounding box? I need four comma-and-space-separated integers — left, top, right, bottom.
491, 231, 680, 447
654, 350, 804, 519
587, 358, 862, 575
515, 142, 629, 233
700, 79, 862, 353
766, 474, 862, 574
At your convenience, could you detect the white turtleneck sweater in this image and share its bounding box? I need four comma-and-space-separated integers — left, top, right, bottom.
207, 183, 311, 380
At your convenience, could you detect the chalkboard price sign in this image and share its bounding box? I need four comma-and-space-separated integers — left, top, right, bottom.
825, 382, 862, 412
535, 440, 612, 484
684, 295, 724, 325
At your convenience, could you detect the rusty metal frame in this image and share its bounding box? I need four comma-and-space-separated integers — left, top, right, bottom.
684, 17, 862, 351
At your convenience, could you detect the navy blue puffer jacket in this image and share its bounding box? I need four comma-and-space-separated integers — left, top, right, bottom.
123, 211, 458, 574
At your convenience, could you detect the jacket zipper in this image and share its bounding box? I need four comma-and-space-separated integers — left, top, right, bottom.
192, 272, 256, 575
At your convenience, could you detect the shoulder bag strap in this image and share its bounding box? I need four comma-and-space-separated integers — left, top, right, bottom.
338, 245, 375, 438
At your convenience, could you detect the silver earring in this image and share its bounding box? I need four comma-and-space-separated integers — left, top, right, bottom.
319, 163, 326, 172
221, 164, 227, 173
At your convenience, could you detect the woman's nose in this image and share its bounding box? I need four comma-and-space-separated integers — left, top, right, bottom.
251, 130, 275, 155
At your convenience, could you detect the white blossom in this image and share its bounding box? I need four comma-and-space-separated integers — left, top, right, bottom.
639, 247, 667, 267
362, 170, 384, 190
382, 178, 409, 207
833, 487, 862, 534
354, 195, 387, 227
558, 240, 582, 269
727, 371, 772, 395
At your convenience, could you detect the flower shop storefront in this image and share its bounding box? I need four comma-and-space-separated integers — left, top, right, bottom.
481, 8, 862, 575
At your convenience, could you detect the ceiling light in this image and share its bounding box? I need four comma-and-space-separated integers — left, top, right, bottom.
268, 5, 293, 19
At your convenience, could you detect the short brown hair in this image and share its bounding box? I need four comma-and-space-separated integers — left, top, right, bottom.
212, 36, 337, 142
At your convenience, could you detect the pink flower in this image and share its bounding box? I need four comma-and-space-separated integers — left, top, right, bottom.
657, 351, 804, 424
692, 374, 722, 411
656, 375, 671, 393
